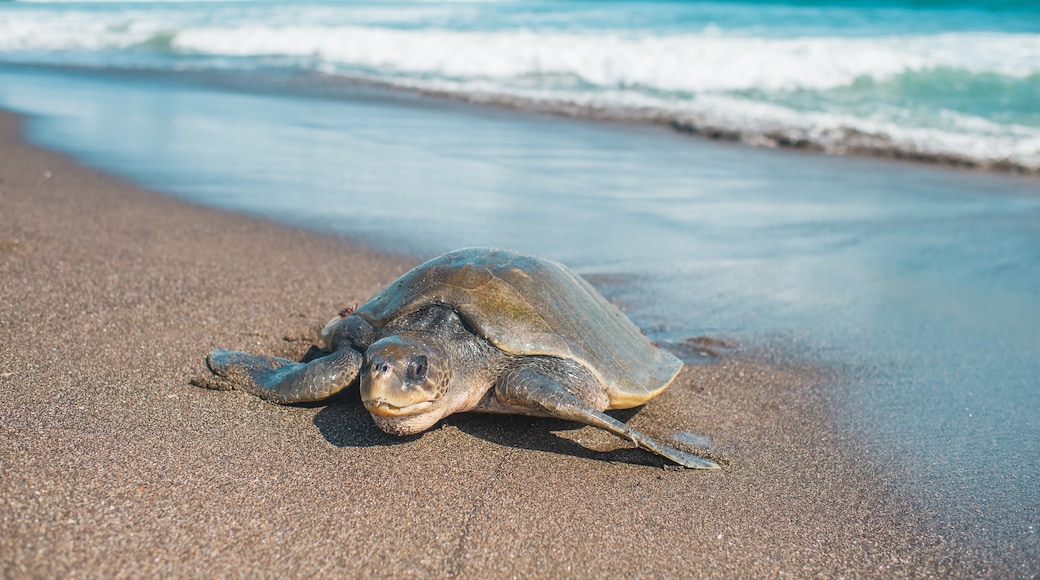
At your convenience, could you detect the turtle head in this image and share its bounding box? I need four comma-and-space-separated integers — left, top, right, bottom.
361, 333, 454, 435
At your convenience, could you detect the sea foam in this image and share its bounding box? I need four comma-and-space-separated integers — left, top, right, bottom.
169, 26, 1040, 92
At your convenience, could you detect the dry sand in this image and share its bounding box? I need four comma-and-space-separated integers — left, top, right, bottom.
0, 109, 970, 577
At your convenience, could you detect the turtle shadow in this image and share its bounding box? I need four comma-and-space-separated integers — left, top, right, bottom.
313, 399, 671, 467
442, 408, 677, 468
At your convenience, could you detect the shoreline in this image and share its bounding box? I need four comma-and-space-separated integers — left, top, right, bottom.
0, 107, 991, 576
154, 65, 1040, 177
378, 76, 1040, 177
6, 61, 1040, 179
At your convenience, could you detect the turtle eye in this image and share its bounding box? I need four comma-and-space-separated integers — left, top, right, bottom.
407, 356, 428, 381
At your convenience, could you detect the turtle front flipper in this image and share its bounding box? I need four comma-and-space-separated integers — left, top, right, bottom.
496, 363, 720, 470
199, 347, 363, 404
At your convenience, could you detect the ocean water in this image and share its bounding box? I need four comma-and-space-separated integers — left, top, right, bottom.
1, 0, 1039, 171
1, 0, 1039, 569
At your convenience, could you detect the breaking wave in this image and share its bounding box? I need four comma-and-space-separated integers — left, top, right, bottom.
1, 7, 1038, 171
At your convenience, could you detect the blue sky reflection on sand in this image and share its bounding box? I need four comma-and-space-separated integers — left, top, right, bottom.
1, 66, 1039, 557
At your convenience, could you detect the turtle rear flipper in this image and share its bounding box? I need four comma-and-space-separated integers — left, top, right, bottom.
497, 363, 720, 470
200, 348, 363, 404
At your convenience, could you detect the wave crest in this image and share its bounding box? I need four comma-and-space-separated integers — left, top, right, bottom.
169, 26, 1040, 93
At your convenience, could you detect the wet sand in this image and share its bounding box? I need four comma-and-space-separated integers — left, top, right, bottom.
0, 109, 974, 576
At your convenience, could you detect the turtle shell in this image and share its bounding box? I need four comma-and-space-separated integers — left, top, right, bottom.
352, 248, 682, 409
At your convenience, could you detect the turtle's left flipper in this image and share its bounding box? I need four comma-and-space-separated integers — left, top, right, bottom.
496, 365, 720, 470
200, 347, 363, 404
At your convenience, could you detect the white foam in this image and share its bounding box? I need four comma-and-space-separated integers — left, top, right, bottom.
0, 11, 164, 51
169, 25, 1040, 92
351, 74, 1040, 171
8, 12, 1039, 91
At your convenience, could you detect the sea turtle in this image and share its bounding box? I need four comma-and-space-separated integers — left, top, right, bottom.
199, 248, 719, 469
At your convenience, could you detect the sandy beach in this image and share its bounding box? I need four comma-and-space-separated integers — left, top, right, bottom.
2, 107, 1004, 576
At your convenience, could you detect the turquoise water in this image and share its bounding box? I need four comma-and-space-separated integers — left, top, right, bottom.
1, 0, 1039, 170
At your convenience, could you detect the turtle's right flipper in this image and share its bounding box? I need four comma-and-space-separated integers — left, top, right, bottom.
198, 347, 363, 404
497, 365, 721, 470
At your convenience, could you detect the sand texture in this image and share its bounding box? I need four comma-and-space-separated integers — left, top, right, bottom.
0, 110, 974, 577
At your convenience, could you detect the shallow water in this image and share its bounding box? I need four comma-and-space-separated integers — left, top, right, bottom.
1, 65, 1038, 559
